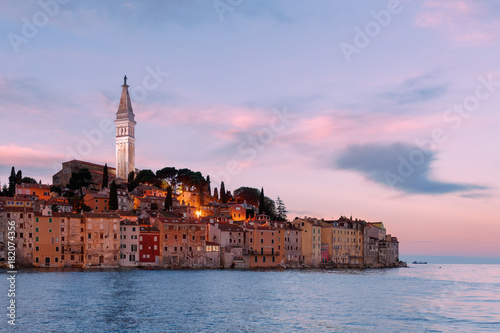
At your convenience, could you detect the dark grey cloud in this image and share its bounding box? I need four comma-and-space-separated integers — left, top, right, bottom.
336, 143, 487, 195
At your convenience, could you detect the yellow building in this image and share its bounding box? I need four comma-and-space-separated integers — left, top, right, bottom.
291, 217, 321, 268
321, 217, 365, 266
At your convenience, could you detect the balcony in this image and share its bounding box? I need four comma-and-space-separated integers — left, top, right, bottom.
248, 249, 280, 256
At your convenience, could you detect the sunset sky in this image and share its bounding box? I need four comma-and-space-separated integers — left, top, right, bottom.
1, 0, 499, 258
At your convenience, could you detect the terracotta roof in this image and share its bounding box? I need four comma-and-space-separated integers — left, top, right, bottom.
245, 224, 276, 231
216, 223, 244, 232
63, 159, 116, 171
16, 183, 50, 190
140, 226, 160, 233
157, 217, 205, 225
83, 212, 120, 218
0, 207, 34, 213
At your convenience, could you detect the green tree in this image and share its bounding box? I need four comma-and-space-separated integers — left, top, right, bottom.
220, 182, 227, 204
258, 187, 266, 214
21, 177, 37, 184
50, 185, 62, 195
68, 168, 93, 194
1, 184, 8, 196
8, 167, 16, 196
51, 204, 59, 213
135, 169, 158, 185
264, 196, 277, 219
127, 171, 135, 183
276, 196, 288, 221
109, 180, 118, 210
234, 187, 260, 206
15, 170, 22, 184
70, 194, 91, 213
206, 175, 211, 198
213, 188, 219, 201
164, 186, 173, 211
102, 163, 109, 189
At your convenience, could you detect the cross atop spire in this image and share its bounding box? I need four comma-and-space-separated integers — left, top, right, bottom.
123, 75, 127, 86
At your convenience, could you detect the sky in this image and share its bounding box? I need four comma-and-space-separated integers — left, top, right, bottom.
1, 0, 499, 258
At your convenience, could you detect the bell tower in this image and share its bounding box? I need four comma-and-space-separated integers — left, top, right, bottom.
115, 75, 136, 180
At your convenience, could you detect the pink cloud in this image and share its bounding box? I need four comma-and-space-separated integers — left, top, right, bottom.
415, 0, 499, 46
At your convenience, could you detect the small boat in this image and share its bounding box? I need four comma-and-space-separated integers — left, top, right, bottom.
412, 261, 427, 264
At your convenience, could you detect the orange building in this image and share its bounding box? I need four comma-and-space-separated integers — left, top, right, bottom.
245, 223, 281, 268
33, 213, 62, 267
84, 190, 109, 213
16, 183, 51, 200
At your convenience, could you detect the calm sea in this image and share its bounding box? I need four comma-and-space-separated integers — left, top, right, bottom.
2, 264, 500, 332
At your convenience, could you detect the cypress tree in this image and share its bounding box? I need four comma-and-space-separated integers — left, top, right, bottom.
207, 175, 211, 198
102, 163, 109, 189
213, 188, 219, 201
8, 167, 16, 196
220, 182, 227, 204
16, 170, 22, 184
165, 186, 173, 211
109, 180, 118, 210
259, 187, 265, 215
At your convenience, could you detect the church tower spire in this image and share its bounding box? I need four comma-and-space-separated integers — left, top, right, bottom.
115, 75, 136, 180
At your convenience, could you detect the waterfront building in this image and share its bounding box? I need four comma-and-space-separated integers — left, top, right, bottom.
292, 217, 322, 268
153, 216, 207, 268
60, 213, 85, 267
284, 223, 302, 266
208, 223, 247, 268
83, 212, 120, 267
139, 225, 161, 265
33, 213, 62, 267
0, 204, 35, 265
245, 223, 281, 268
119, 219, 139, 266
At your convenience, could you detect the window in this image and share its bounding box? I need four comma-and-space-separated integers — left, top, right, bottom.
56, 247, 59, 252
88, 233, 91, 239
55, 257, 59, 263
263, 256, 266, 263
35, 227, 39, 232
35, 246, 39, 252
183, 234, 187, 239
35, 237, 39, 242
49, 218, 52, 223
49, 229, 52, 233
35, 257, 39, 263
255, 256, 258, 263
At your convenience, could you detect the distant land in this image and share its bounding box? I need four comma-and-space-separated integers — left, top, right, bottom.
401, 255, 500, 265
